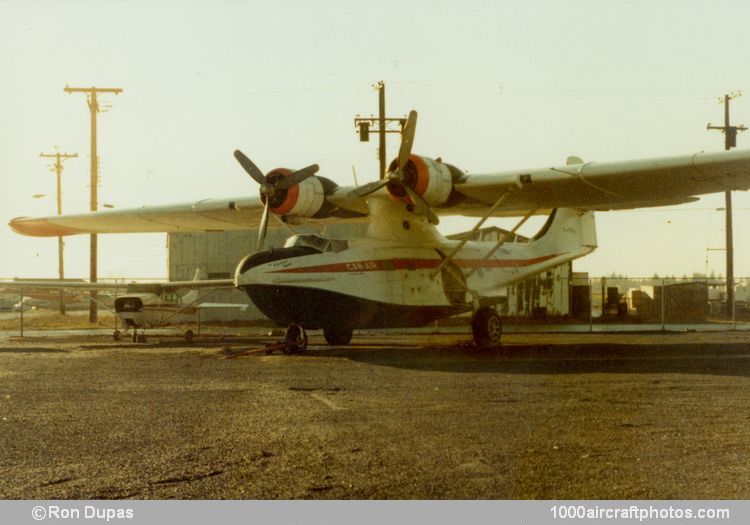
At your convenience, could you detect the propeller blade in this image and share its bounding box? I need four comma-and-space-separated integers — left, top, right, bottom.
397, 110, 418, 172
404, 185, 440, 225
257, 199, 270, 251
275, 164, 319, 190
346, 178, 389, 200
233, 150, 266, 185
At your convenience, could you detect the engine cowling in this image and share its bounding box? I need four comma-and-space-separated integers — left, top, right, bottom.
386, 155, 463, 207
263, 168, 327, 218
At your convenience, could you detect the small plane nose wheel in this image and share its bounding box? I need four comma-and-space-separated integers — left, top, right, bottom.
471, 307, 502, 349
283, 323, 308, 354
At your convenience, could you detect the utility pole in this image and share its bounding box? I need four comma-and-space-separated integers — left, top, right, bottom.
354, 81, 406, 179
39, 150, 78, 314
707, 91, 746, 319
64, 85, 123, 323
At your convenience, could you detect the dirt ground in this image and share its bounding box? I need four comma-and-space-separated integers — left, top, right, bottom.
0, 329, 749, 499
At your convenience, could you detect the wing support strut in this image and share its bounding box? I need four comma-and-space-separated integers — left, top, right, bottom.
463, 207, 538, 279
429, 187, 517, 280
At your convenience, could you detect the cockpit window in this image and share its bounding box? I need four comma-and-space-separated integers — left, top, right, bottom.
284, 234, 349, 253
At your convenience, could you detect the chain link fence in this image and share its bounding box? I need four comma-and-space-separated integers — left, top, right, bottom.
502, 276, 750, 329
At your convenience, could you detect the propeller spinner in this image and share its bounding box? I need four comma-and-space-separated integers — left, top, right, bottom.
233, 149, 319, 251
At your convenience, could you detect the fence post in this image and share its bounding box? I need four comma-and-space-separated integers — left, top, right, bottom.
732, 278, 736, 330
661, 279, 665, 331
19, 291, 24, 338
589, 278, 593, 333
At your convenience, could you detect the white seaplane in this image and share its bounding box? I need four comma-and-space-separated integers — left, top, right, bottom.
9, 111, 750, 351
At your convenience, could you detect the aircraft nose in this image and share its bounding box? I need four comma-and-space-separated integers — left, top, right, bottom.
234, 250, 274, 285
114, 297, 143, 313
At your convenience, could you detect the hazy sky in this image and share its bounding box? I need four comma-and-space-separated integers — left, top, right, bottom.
2, 0, 750, 280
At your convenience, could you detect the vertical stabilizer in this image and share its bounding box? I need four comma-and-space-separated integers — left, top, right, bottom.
532, 208, 597, 255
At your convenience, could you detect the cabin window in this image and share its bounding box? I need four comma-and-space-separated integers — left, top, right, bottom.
284, 234, 349, 253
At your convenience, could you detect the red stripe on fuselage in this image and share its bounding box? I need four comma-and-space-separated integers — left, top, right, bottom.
269, 253, 562, 274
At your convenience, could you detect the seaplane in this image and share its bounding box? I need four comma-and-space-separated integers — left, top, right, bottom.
9, 110, 750, 352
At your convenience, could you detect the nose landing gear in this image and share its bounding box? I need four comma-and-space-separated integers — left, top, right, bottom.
283, 322, 308, 354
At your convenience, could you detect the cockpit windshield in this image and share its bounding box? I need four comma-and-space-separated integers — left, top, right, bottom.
284, 234, 349, 253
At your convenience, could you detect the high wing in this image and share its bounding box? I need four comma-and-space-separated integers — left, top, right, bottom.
0, 280, 128, 291
9, 197, 269, 237
8, 148, 750, 237
0, 279, 235, 291
448, 148, 750, 216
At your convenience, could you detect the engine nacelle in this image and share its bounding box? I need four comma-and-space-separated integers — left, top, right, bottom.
386, 155, 463, 207
264, 168, 327, 218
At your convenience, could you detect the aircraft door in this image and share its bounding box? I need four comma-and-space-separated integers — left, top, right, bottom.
436, 250, 468, 306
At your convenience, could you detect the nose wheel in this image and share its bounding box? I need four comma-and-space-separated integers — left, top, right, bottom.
283, 323, 308, 354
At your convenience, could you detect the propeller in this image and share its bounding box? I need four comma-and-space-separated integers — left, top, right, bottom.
233, 149, 319, 251
346, 110, 439, 225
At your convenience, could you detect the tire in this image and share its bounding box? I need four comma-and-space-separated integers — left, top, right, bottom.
323, 327, 353, 346
283, 324, 308, 354
185, 330, 194, 342
471, 307, 502, 349
113, 330, 121, 341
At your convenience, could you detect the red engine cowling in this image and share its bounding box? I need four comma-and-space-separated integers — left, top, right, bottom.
386, 155, 457, 207
263, 168, 326, 218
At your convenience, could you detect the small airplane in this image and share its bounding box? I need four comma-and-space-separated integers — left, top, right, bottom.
111, 272, 237, 342
0, 270, 235, 342
12, 296, 55, 312
9, 110, 750, 351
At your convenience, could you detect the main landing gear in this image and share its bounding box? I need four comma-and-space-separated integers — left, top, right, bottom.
323, 327, 353, 346
111, 328, 141, 343
471, 307, 502, 349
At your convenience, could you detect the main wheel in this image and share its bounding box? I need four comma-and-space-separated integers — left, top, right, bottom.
471, 307, 502, 349
323, 327, 353, 346
283, 324, 308, 354
185, 329, 194, 342
113, 330, 122, 341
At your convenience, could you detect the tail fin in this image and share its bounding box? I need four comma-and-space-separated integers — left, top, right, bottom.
532, 208, 597, 255
192, 266, 208, 281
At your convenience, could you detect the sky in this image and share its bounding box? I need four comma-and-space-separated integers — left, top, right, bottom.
1, 0, 750, 280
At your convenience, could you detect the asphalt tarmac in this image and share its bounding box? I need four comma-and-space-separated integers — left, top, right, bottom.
0, 329, 749, 499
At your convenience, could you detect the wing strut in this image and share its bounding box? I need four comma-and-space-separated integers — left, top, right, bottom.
429, 188, 517, 280
463, 208, 538, 279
